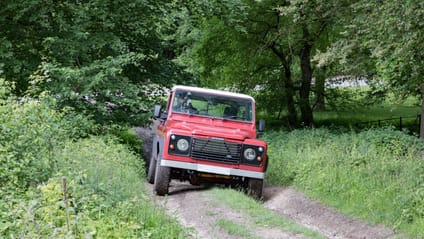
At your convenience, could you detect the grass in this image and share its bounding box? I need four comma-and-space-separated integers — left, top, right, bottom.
261, 90, 421, 134
205, 187, 326, 239
216, 218, 257, 239
314, 92, 421, 132
314, 102, 420, 131
263, 128, 424, 238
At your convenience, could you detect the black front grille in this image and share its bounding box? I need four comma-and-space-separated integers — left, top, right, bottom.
191, 138, 241, 163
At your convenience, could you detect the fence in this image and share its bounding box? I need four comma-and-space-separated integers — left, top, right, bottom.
355, 114, 421, 135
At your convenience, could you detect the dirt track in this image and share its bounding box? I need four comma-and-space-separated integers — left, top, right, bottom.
136, 127, 400, 239
145, 182, 399, 239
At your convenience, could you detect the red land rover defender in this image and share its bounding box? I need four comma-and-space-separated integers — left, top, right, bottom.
148, 85, 268, 198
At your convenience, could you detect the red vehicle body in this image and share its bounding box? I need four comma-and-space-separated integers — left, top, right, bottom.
148, 86, 268, 198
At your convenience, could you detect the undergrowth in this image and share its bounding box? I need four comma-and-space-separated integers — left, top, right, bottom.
264, 128, 424, 238
0, 81, 186, 238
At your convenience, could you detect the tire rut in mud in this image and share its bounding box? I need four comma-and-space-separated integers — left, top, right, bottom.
263, 186, 399, 239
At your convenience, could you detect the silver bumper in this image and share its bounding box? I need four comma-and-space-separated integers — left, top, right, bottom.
160, 159, 265, 179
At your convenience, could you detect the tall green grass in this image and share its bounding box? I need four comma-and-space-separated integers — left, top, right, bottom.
264, 128, 424, 238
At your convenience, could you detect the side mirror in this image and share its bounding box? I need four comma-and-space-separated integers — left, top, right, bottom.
153, 105, 162, 118
258, 119, 266, 132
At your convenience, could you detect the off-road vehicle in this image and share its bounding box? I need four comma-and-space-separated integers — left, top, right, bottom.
148, 86, 268, 198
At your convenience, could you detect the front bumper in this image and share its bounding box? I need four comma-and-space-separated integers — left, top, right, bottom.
160, 159, 265, 179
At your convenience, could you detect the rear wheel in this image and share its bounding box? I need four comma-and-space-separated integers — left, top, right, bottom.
154, 158, 171, 196
246, 178, 263, 200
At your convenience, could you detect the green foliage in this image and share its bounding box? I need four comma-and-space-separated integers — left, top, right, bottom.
0, 88, 64, 190
216, 218, 256, 239
59, 107, 99, 139
0, 85, 186, 238
264, 128, 424, 237
1, 137, 186, 238
176, 0, 357, 127
1, 0, 194, 126
319, 1, 423, 97
313, 94, 421, 134
0, 81, 102, 191
107, 125, 143, 156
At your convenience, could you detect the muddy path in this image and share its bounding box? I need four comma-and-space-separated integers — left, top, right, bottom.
146, 182, 399, 239
136, 127, 400, 239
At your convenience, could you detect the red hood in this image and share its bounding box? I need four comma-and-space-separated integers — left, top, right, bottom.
167, 118, 255, 141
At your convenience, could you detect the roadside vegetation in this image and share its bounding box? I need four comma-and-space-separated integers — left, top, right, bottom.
0, 81, 186, 238
264, 127, 424, 238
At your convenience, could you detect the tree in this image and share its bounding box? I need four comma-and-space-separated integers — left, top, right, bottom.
176, 0, 351, 127
319, 0, 424, 137
0, 0, 193, 125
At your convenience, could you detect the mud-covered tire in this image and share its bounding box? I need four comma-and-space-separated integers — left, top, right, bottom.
154, 159, 170, 196
247, 178, 263, 200
147, 154, 156, 184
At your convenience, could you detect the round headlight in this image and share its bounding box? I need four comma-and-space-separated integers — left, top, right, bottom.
176, 138, 189, 151
243, 148, 256, 161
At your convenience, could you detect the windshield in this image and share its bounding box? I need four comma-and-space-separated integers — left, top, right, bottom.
172, 90, 253, 122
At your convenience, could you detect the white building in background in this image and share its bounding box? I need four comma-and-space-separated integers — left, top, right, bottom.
324, 75, 370, 88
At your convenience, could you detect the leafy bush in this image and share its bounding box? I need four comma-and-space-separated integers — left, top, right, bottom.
107, 125, 143, 156
0, 82, 186, 238
1, 137, 186, 238
0, 87, 64, 190
0, 80, 97, 191
60, 107, 99, 139
264, 128, 424, 238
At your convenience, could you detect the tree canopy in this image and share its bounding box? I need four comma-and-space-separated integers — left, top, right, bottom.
0, 0, 422, 132
0, 0, 194, 125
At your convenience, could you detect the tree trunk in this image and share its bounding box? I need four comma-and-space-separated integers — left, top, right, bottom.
420, 83, 424, 139
282, 65, 298, 128
299, 38, 314, 127
270, 43, 298, 128
314, 67, 326, 111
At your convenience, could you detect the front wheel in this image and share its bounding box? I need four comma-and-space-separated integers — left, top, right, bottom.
246, 178, 263, 200
154, 158, 170, 196
147, 154, 156, 184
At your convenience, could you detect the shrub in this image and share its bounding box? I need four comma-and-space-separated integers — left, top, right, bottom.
0, 92, 65, 190
107, 125, 143, 156
0, 81, 186, 238
2, 137, 186, 238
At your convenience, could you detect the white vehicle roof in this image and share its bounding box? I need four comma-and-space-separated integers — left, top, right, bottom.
172, 85, 255, 102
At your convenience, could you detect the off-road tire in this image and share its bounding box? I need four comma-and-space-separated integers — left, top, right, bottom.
147, 154, 156, 184
154, 158, 171, 196
247, 178, 263, 200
